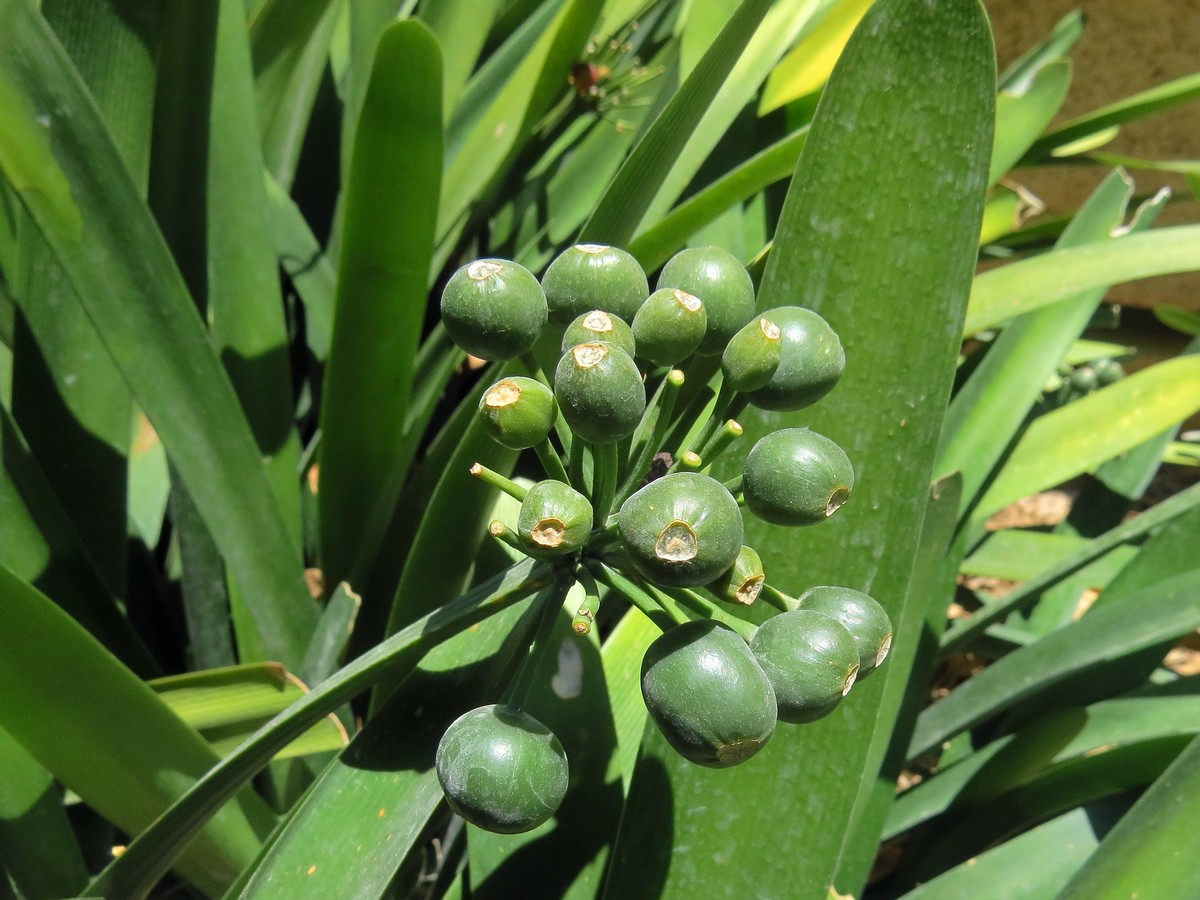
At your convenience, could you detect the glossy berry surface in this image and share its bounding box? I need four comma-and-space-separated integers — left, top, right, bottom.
477, 377, 557, 450
617, 473, 743, 587
641, 621, 776, 768
542, 244, 648, 325
435, 704, 569, 834
745, 306, 844, 411
553, 342, 646, 444
797, 585, 893, 678
750, 609, 860, 723
440, 259, 547, 361
656, 246, 755, 356
743, 428, 854, 527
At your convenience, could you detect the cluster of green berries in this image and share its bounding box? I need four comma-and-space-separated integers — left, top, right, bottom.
433, 243, 893, 834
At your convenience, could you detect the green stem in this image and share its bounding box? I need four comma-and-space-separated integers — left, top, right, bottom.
470, 462, 527, 501
663, 385, 715, 460
680, 381, 737, 457
572, 566, 602, 636
612, 368, 685, 510
585, 560, 680, 630
503, 576, 573, 713
670, 450, 703, 473
697, 418, 744, 468
760, 582, 798, 613
520, 350, 551, 388
649, 583, 758, 642
87, 559, 558, 899
487, 520, 526, 556
533, 437, 570, 484
569, 436, 587, 497
723, 474, 744, 496
593, 441, 619, 521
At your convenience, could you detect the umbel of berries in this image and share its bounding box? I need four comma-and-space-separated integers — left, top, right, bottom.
436, 704, 569, 834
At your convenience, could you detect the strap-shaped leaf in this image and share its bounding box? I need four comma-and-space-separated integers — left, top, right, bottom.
0, 0, 318, 668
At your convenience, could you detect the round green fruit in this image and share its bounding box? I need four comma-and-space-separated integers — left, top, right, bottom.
750, 609, 860, 723
553, 342, 646, 444
516, 481, 593, 558
722, 316, 782, 393
743, 428, 853, 527
797, 585, 893, 678
617, 472, 743, 587
435, 704, 569, 834
441, 259, 547, 361
641, 620, 776, 767
656, 246, 755, 356
477, 377, 557, 450
744, 306, 844, 411
541, 244, 648, 325
561, 309, 636, 359
631, 288, 707, 365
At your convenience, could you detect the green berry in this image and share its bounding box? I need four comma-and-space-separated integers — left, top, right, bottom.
516, 481, 593, 558
722, 316, 782, 393
1069, 366, 1098, 393
709, 545, 765, 606
478, 377, 557, 450
750, 609, 860, 723
641, 620, 776, 767
553, 342, 645, 444
542, 244, 648, 325
743, 428, 853, 527
561, 309, 636, 359
617, 472, 743, 587
435, 704, 569, 834
441, 259, 547, 361
744, 306, 844, 411
1094, 358, 1124, 386
631, 288, 707, 365
797, 585, 893, 678
656, 246, 755, 356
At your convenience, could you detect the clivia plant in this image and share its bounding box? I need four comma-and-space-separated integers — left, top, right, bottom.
3, 0, 1200, 897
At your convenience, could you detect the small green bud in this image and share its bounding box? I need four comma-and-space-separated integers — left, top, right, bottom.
709, 545, 765, 606
617, 472, 743, 587
750, 609, 860, 723
796, 585, 893, 678
561, 309, 636, 359
743, 428, 853, 527
516, 480, 593, 558
553, 342, 645, 444
744, 306, 844, 411
542, 244, 648, 325
641, 621, 776, 767
656, 246, 755, 356
477, 377, 557, 450
631, 288, 707, 365
722, 317, 782, 393
441, 259, 547, 361
1069, 366, 1098, 393
435, 704, 569, 834
1094, 358, 1125, 386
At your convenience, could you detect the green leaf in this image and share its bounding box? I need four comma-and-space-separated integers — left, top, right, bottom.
88, 559, 556, 899
150, 663, 348, 760
249, 0, 340, 189
627, 125, 809, 273
1024, 70, 1200, 162
758, 0, 876, 115
318, 19, 443, 594
0, 564, 275, 896
1155, 303, 1200, 336
990, 59, 1070, 184
909, 567, 1200, 759
939, 172, 1160, 512
966, 224, 1200, 337
419, 0, 499, 112
301, 581, 361, 687
604, 1, 994, 896
902, 802, 1121, 900
996, 10, 1082, 93
0, 0, 318, 669
972, 355, 1200, 522
0, 724, 88, 899
961, 528, 1135, 583
600, 607, 659, 792
942, 480, 1200, 653
581, 0, 776, 245
1059, 732, 1200, 899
